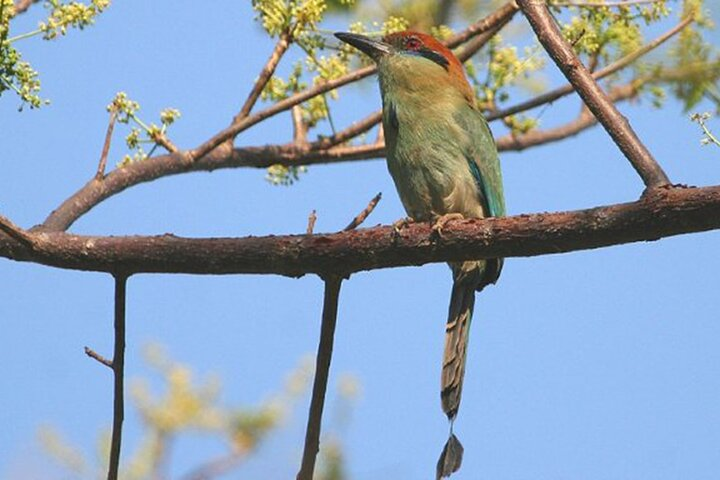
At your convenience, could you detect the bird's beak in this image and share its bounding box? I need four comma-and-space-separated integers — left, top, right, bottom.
334, 32, 392, 61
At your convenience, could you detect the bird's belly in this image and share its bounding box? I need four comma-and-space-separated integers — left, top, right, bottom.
387, 141, 484, 222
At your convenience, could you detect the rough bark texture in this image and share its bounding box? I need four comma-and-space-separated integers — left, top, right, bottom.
3, 185, 719, 276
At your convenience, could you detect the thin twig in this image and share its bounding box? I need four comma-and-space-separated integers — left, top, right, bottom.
456, 6, 519, 62
0, 214, 34, 248
307, 210, 317, 235
152, 133, 180, 154
297, 275, 343, 480
344, 192, 382, 231
96, 111, 117, 180
313, 111, 382, 150
107, 274, 128, 480
517, 0, 670, 188
84, 346, 113, 368
234, 31, 293, 122
445, 1, 520, 48
488, 16, 693, 121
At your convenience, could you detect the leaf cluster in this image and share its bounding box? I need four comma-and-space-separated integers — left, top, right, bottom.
0, 0, 109, 109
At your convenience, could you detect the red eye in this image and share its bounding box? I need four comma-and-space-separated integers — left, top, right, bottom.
405, 37, 422, 50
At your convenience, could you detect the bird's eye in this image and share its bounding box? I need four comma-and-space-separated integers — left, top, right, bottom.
405, 37, 422, 50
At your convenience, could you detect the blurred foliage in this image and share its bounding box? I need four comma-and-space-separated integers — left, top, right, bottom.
40, 344, 360, 479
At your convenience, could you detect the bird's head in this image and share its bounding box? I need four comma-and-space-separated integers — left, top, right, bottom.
335, 30, 472, 101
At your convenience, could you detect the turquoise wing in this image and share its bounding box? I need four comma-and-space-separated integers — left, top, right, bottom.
455, 104, 506, 218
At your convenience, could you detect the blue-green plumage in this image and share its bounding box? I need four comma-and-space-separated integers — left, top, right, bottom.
335, 30, 505, 479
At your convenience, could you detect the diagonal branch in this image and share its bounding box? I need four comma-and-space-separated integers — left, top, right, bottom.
8, 185, 720, 276
96, 111, 118, 180
344, 192, 382, 231
517, 0, 670, 188
234, 31, 293, 122
297, 275, 343, 480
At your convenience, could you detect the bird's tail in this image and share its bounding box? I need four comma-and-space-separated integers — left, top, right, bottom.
437, 261, 479, 479
441, 271, 476, 419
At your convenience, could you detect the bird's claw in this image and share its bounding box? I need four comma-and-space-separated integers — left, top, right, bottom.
392, 217, 414, 239
431, 213, 465, 239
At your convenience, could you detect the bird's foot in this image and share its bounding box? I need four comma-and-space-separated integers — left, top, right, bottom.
392, 217, 414, 238
431, 213, 465, 239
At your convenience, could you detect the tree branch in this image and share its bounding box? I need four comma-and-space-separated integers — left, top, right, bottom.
344, 192, 381, 231
0, 214, 34, 248
84, 346, 113, 368
297, 275, 343, 480
96, 111, 117, 180
234, 31, 292, 122
107, 274, 128, 480
7, 186, 720, 276
517, 0, 670, 188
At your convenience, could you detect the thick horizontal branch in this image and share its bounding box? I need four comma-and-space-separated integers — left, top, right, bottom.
7, 185, 720, 276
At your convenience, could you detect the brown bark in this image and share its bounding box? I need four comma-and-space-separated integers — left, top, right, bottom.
5, 185, 720, 277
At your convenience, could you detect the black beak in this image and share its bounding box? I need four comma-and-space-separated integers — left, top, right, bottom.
334, 32, 392, 61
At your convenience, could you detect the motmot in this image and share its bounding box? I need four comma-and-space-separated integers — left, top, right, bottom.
335, 31, 505, 478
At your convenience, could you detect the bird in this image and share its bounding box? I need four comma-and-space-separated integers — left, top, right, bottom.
335, 30, 505, 478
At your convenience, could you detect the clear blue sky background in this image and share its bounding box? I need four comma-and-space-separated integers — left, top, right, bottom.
2, 1, 720, 479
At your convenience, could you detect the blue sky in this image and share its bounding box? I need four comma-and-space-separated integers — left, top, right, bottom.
2, 1, 720, 479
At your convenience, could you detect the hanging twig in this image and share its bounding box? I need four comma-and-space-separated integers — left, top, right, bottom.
344, 192, 382, 231
297, 275, 343, 480
107, 273, 128, 480
517, 0, 670, 188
